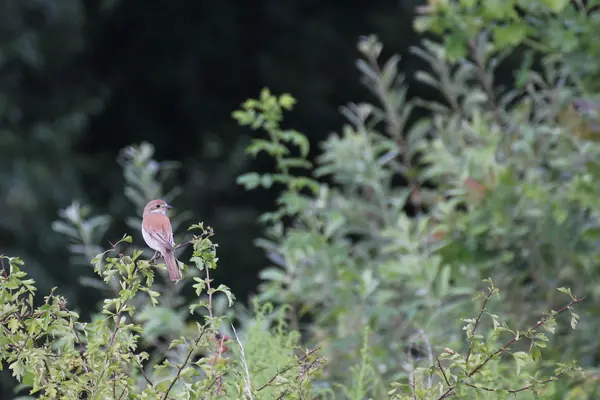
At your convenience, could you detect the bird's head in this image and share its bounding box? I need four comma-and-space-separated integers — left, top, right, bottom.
143, 199, 173, 216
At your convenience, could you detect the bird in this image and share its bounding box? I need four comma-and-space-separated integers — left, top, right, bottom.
141, 199, 182, 281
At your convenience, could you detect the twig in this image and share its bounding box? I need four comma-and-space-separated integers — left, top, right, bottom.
108, 241, 124, 259
436, 387, 455, 400
435, 296, 584, 400
463, 372, 564, 394
257, 346, 321, 392
275, 391, 288, 400
162, 332, 206, 400
174, 239, 194, 251
71, 319, 90, 373
465, 289, 493, 363
436, 356, 450, 387
205, 268, 214, 319
1, 256, 7, 278
468, 297, 584, 377
136, 357, 154, 388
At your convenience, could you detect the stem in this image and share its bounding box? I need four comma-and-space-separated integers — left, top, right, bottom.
468, 297, 583, 377
465, 290, 493, 363
162, 332, 205, 400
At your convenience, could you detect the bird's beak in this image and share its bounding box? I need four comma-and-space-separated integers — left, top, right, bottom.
165, 204, 173, 209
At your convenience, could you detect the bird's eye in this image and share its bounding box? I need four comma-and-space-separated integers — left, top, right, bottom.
156, 204, 161, 208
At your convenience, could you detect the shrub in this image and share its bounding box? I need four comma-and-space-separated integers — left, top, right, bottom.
232, 1, 600, 397
0, 227, 323, 399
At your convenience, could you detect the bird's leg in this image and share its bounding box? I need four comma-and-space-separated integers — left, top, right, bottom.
150, 250, 160, 263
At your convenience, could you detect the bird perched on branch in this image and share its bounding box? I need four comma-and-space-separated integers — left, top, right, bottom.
141, 199, 182, 281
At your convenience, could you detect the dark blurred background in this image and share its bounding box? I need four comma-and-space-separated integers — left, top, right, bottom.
1, 0, 427, 315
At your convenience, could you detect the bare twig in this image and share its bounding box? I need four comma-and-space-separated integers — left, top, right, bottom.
174, 239, 195, 251
135, 357, 154, 388
436, 387, 455, 400
275, 391, 289, 400
436, 356, 451, 387
108, 240, 125, 259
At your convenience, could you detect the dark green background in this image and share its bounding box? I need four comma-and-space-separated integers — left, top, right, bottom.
1, 0, 425, 313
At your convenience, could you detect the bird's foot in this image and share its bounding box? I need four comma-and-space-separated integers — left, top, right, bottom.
149, 251, 160, 263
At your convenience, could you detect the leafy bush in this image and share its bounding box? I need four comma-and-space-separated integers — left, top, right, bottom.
231, 1, 600, 398
0, 228, 323, 399
3, 1, 600, 398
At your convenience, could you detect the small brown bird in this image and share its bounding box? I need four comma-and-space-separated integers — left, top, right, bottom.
141, 199, 182, 281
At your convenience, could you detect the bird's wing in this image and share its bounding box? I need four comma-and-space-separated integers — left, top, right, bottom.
142, 214, 175, 247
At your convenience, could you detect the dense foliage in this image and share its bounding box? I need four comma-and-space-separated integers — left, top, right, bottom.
2, 0, 600, 399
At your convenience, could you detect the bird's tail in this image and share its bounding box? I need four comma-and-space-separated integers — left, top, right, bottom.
163, 249, 182, 281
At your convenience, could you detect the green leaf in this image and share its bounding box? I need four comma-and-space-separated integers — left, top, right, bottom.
541, 0, 570, 12
493, 23, 527, 49
7, 317, 20, 333
215, 284, 236, 307
444, 34, 467, 62
531, 346, 542, 362
557, 287, 573, 298
513, 351, 529, 376
278, 93, 296, 110
259, 267, 287, 283
570, 312, 580, 330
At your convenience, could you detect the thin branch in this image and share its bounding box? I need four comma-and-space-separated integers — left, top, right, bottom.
174, 239, 194, 252
205, 268, 214, 319
162, 331, 206, 400
275, 391, 289, 400
436, 356, 451, 387
436, 387, 455, 400
136, 357, 154, 388
468, 297, 584, 377
465, 289, 493, 363
257, 346, 321, 392
108, 240, 125, 259
71, 319, 90, 373
463, 372, 564, 394
1, 256, 7, 278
